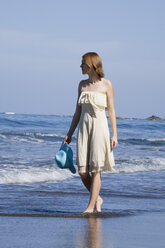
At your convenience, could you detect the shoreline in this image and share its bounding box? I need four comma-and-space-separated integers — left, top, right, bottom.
0, 211, 132, 218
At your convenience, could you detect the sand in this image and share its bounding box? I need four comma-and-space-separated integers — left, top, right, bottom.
0, 212, 165, 248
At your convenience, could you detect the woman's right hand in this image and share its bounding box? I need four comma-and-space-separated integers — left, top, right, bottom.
64, 135, 72, 144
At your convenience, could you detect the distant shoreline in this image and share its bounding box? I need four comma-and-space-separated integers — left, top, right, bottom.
0, 112, 165, 120
116, 115, 165, 121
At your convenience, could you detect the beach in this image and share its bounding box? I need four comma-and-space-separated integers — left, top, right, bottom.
0, 212, 165, 248
0, 113, 165, 247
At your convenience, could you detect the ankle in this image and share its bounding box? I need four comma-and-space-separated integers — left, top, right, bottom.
97, 195, 102, 201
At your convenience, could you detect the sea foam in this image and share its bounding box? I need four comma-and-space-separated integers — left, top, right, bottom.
4, 112, 15, 115
0, 166, 75, 185
0, 157, 165, 185
113, 157, 165, 174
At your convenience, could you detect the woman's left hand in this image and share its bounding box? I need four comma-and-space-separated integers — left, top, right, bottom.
111, 136, 118, 149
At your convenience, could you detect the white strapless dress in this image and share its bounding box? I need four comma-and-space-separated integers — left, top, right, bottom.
76, 91, 115, 173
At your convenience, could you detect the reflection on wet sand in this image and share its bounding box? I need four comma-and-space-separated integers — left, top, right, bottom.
77, 216, 114, 248
77, 217, 102, 248
87, 218, 101, 248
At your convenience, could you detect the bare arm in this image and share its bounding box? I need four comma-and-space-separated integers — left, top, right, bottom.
67, 102, 81, 137
106, 80, 118, 149
64, 82, 82, 144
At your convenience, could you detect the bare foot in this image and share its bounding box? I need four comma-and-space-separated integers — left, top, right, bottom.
95, 197, 103, 212
83, 208, 94, 213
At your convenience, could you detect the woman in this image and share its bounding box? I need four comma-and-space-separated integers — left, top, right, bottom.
64, 52, 118, 213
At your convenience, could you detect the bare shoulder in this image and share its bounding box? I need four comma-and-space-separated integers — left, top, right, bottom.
78, 80, 88, 91
103, 78, 113, 93
78, 80, 83, 90
79, 80, 87, 87
78, 80, 86, 95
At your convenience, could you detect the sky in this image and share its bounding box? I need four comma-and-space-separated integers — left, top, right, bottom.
0, 0, 164, 118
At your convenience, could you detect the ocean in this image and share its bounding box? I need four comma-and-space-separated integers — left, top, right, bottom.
0, 112, 165, 217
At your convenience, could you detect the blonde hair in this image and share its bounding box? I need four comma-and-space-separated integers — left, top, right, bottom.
82, 52, 104, 80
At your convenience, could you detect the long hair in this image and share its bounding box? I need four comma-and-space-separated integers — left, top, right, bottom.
82, 52, 104, 80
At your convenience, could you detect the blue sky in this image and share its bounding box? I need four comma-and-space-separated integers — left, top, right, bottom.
0, 0, 164, 117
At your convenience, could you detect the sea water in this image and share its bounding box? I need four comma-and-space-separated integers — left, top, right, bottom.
0, 112, 165, 216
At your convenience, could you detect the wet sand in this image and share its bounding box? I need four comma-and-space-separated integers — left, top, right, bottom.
0, 211, 130, 218
0, 212, 165, 248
